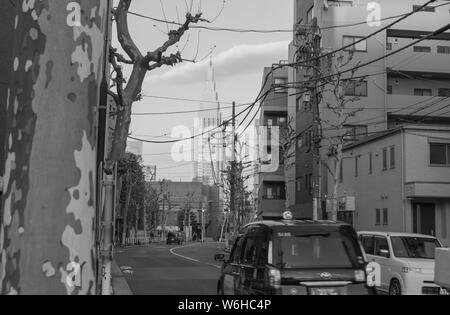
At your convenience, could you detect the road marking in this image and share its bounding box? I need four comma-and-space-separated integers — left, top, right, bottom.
169, 243, 223, 269
169, 243, 201, 263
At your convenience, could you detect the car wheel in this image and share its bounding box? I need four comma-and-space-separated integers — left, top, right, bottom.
389, 279, 402, 295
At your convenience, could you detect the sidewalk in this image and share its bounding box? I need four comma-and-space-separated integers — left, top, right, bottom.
111, 260, 133, 295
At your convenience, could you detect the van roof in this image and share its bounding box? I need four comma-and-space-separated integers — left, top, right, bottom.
358, 231, 438, 239
244, 220, 352, 229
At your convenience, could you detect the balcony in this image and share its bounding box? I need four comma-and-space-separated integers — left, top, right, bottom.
387, 43, 450, 74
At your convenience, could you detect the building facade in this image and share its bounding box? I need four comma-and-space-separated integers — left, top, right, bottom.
327, 125, 450, 246
255, 63, 290, 219
293, 0, 450, 219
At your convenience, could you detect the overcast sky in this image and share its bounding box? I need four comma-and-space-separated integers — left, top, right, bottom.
115, 0, 293, 181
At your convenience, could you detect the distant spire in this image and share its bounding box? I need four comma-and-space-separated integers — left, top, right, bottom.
207, 49, 215, 83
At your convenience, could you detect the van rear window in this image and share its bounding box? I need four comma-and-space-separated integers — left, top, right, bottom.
274, 230, 364, 269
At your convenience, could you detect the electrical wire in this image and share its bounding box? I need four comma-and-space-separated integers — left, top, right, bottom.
126, 2, 450, 34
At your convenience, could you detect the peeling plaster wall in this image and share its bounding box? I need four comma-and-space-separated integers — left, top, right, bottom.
0, 0, 107, 295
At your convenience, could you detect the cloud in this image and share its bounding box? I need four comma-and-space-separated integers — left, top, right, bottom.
145, 41, 290, 85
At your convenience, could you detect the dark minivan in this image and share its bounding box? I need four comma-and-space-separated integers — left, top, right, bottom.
215, 219, 377, 295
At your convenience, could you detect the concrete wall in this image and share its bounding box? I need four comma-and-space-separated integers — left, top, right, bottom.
327, 131, 404, 232
404, 127, 450, 183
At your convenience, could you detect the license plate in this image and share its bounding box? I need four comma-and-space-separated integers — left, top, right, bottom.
309, 287, 347, 295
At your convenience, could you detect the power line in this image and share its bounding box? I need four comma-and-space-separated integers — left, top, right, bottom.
127, 2, 450, 34
131, 102, 248, 116
127, 99, 255, 144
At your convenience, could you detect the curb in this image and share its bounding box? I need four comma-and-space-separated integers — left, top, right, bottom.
111, 260, 133, 295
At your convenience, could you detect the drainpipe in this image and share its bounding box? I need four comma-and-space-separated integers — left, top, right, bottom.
401, 129, 406, 232
101, 174, 115, 295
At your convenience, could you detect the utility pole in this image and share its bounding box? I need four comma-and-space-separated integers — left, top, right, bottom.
310, 19, 322, 221
0, 1, 108, 295
229, 102, 237, 246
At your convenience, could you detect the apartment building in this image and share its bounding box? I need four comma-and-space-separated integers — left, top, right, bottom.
255, 63, 290, 219
292, 0, 450, 219
327, 124, 450, 246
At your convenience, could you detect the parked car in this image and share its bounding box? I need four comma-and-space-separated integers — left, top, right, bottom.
358, 231, 449, 295
214, 214, 377, 295
167, 232, 184, 245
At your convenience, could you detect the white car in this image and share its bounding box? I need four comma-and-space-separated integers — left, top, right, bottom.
358, 231, 449, 295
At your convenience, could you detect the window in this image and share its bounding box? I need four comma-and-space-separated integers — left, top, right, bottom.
413, 5, 435, 12
386, 42, 392, 51
413, 46, 431, 53
345, 80, 368, 96
354, 156, 359, 177
230, 237, 244, 263
369, 152, 373, 174
241, 237, 259, 265
390, 146, 396, 169
382, 148, 388, 170
438, 88, 450, 97
343, 36, 367, 52
387, 85, 393, 95
430, 143, 450, 165
375, 209, 381, 225
297, 138, 303, 149
374, 237, 389, 256
414, 88, 432, 96
264, 182, 286, 200
306, 6, 314, 24
296, 97, 302, 112
361, 235, 375, 255
437, 46, 450, 54
383, 208, 389, 226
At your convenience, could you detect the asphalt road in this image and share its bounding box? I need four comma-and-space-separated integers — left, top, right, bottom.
114, 242, 226, 295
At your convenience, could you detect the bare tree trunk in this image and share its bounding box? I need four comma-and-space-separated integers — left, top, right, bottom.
0, 0, 108, 295
122, 183, 133, 245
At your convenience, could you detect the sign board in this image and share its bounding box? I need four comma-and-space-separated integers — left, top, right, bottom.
327, 196, 356, 212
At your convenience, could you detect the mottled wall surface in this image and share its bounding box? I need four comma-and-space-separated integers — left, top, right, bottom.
0, 0, 107, 295
0, 2, 15, 194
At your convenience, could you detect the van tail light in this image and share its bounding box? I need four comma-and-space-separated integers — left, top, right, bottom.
268, 266, 281, 288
